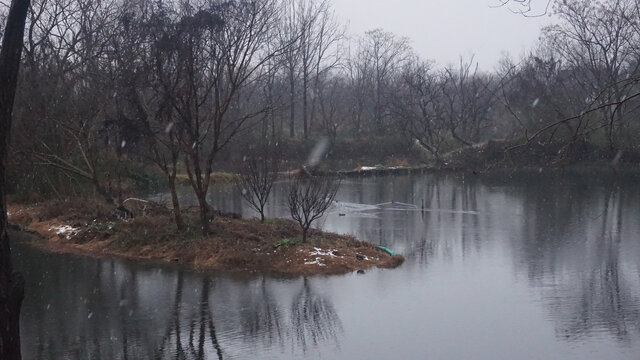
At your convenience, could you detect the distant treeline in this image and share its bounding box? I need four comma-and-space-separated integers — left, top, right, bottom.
3, 0, 640, 201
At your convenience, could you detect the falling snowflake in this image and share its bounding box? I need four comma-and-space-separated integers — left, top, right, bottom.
532, 98, 540, 108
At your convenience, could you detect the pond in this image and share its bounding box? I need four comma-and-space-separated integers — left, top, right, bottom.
14, 171, 640, 359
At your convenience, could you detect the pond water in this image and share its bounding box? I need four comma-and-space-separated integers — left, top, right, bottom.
14, 171, 640, 359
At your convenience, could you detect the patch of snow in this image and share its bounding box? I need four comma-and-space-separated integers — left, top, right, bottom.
49, 225, 78, 239
360, 166, 377, 171
309, 247, 337, 257
304, 247, 339, 266
304, 257, 326, 266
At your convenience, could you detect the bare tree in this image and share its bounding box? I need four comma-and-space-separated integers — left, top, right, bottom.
361, 29, 412, 133
442, 56, 497, 145
110, 0, 188, 230
390, 58, 447, 161
21, 0, 127, 205
316, 74, 351, 139
277, 0, 302, 138
492, 0, 553, 16
288, 174, 339, 243
0, 1, 30, 358
541, 0, 640, 151
153, 0, 283, 235
299, 0, 342, 139
235, 142, 281, 223
345, 42, 372, 135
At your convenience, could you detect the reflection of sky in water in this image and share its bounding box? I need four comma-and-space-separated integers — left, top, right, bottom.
16, 172, 640, 359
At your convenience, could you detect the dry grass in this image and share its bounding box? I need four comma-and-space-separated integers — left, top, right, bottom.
384, 155, 411, 168
9, 202, 404, 276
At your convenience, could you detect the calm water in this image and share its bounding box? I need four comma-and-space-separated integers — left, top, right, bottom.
14, 171, 640, 359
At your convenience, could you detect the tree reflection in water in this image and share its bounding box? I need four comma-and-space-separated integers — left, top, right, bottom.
236, 276, 284, 349
16, 243, 345, 360
489, 174, 640, 343
538, 186, 640, 342
155, 274, 223, 360
290, 277, 343, 353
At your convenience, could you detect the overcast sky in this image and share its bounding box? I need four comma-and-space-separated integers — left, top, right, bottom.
331, 0, 554, 70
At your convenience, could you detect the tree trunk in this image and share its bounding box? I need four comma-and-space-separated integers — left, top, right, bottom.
0, 1, 31, 359
197, 192, 210, 236
168, 176, 185, 231
303, 74, 308, 139
289, 69, 295, 138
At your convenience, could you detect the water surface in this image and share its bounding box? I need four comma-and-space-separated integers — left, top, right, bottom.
15, 171, 640, 359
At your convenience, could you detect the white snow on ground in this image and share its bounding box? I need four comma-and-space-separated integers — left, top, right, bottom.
309, 247, 337, 257
304, 258, 326, 266
49, 225, 78, 238
303, 247, 338, 266
358, 166, 406, 171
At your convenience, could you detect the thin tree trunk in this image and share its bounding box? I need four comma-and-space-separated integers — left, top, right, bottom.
0, 1, 30, 359
197, 192, 210, 235
289, 69, 295, 138
168, 176, 185, 231
303, 73, 308, 139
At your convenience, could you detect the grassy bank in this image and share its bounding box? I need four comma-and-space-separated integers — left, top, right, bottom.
8, 200, 404, 276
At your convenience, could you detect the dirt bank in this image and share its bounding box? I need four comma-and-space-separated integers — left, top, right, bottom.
8, 202, 404, 276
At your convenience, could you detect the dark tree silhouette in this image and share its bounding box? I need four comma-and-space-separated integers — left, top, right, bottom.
0, 1, 30, 358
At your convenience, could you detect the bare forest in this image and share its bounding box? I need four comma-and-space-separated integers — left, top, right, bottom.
3, 0, 640, 359
1, 0, 638, 203
2, 0, 638, 191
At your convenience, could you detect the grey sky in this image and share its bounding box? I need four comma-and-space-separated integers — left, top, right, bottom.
331, 0, 554, 70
